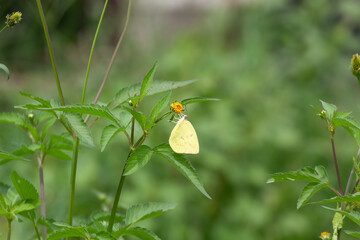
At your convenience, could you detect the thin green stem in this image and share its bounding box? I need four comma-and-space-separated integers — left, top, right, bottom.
7, 219, 11, 240
0, 25, 8, 35
39, 164, 47, 239
331, 137, 343, 195
81, 0, 109, 104
345, 148, 360, 195
35, 0, 65, 106
107, 150, 132, 233
68, 138, 79, 226
31, 220, 41, 240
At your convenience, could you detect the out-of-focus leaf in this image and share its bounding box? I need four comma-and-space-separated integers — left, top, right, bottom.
0, 150, 30, 165
153, 144, 211, 199
181, 97, 220, 105
267, 166, 329, 183
320, 100, 337, 120
323, 207, 360, 226
19, 91, 52, 107
0, 63, 10, 80
125, 202, 176, 226
115, 227, 161, 240
309, 192, 360, 205
47, 224, 89, 240
0, 112, 38, 141
345, 230, 360, 238
100, 125, 125, 152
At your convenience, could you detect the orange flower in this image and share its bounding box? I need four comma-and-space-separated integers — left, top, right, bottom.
320, 232, 330, 240
171, 102, 183, 114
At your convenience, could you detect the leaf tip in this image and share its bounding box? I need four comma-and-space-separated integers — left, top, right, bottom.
266, 178, 275, 184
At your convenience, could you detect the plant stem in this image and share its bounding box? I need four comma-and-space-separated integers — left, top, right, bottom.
345, 148, 360, 195
107, 150, 132, 233
31, 220, 41, 240
0, 25, 8, 35
39, 165, 47, 239
35, 0, 65, 106
331, 137, 343, 195
91, 0, 133, 105
68, 138, 79, 226
7, 219, 11, 240
81, 0, 109, 104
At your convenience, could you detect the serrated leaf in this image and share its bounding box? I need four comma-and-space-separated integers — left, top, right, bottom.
140, 61, 158, 101
0, 63, 10, 80
111, 79, 198, 107
345, 230, 360, 238
37, 104, 120, 126
181, 97, 220, 105
125, 145, 153, 176
333, 116, 360, 130
12, 143, 42, 156
320, 100, 337, 120
47, 225, 89, 240
122, 107, 147, 130
297, 182, 328, 209
11, 200, 41, 214
10, 171, 39, 201
343, 126, 360, 146
100, 125, 125, 152
309, 192, 360, 205
147, 91, 171, 129
323, 207, 360, 226
37, 217, 57, 233
62, 113, 94, 147
19, 91, 52, 107
125, 202, 176, 226
95, 231, 117, 240
267, 166, 328, 183
153, 144, 211, 199
115, 227, 161, 240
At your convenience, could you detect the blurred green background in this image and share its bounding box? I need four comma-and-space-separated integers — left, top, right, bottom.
2, 0, 360, 239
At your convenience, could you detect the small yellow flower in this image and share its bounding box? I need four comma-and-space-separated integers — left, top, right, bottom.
170, 102, 183, 114
6, 12, 22, 27
320, 232, 330, 240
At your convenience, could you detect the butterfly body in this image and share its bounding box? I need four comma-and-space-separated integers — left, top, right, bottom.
169, 115, 199, 154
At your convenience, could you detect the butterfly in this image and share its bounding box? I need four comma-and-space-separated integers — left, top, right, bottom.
169, 115, 199, 154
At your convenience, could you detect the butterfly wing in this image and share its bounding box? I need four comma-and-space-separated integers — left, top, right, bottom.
169, 118, 199, 154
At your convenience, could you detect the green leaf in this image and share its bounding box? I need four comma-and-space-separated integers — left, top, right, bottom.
333, 116, 360, 130
297, 182, 328, 209
47, 149, 72, 161
37, 104, 120, 126
181, 97, 220, 105
309, 192, 360, 205
147, 91, 171, 129
125, 145, 153, 176
41, 118, 57, 141
111, 79, 198, 107
19, 91, 52, 107
125, 202, 176, 226
122, 107, 147, 130
153, 144, 211, 199
47, 225, 89, 240
0, 150, 30, 165
10, 171, 39, 201
95, 231, 117, 240
267, 165, 328, 183
334, 111, 352, 119
11, 200, 41, 214
100, 125, 125, 152
62, 113, 94, 147
345, 230, 360, 238
0, 63, 10, 80
320, 100, 337, 120
49, 135, 73, 151
323, 207, 360, 226
140, 61, 158, 101
0, 112, 38, 141
115, 227, 161, 240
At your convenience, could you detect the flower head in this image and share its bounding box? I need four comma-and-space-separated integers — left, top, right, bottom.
6, 12, 22, 27
171, 102, 183, 114
320, 232, 330, 240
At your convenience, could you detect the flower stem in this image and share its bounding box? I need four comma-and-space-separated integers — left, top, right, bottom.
39, 165, 47, 239
35, 0, 65, 106
107, 150, 132, 233
7, 219, 11, 240
68, 138, 79, 226
81, 0, 109, 104
0, 25, 8, 35
331, 137, 343, 195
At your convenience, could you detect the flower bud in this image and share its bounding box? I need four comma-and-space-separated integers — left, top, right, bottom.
320, 232, 330, 240
351, 54, 360, 81
6, 12, 22, 27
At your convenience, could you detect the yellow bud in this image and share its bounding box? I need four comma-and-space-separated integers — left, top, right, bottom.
6, 12, 22, 27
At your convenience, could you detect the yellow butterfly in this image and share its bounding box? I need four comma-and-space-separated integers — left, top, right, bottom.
169, 115, 199, 154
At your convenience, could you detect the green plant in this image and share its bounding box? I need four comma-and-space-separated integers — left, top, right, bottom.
0, 1, 218, 239
267, 54, 360, 240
